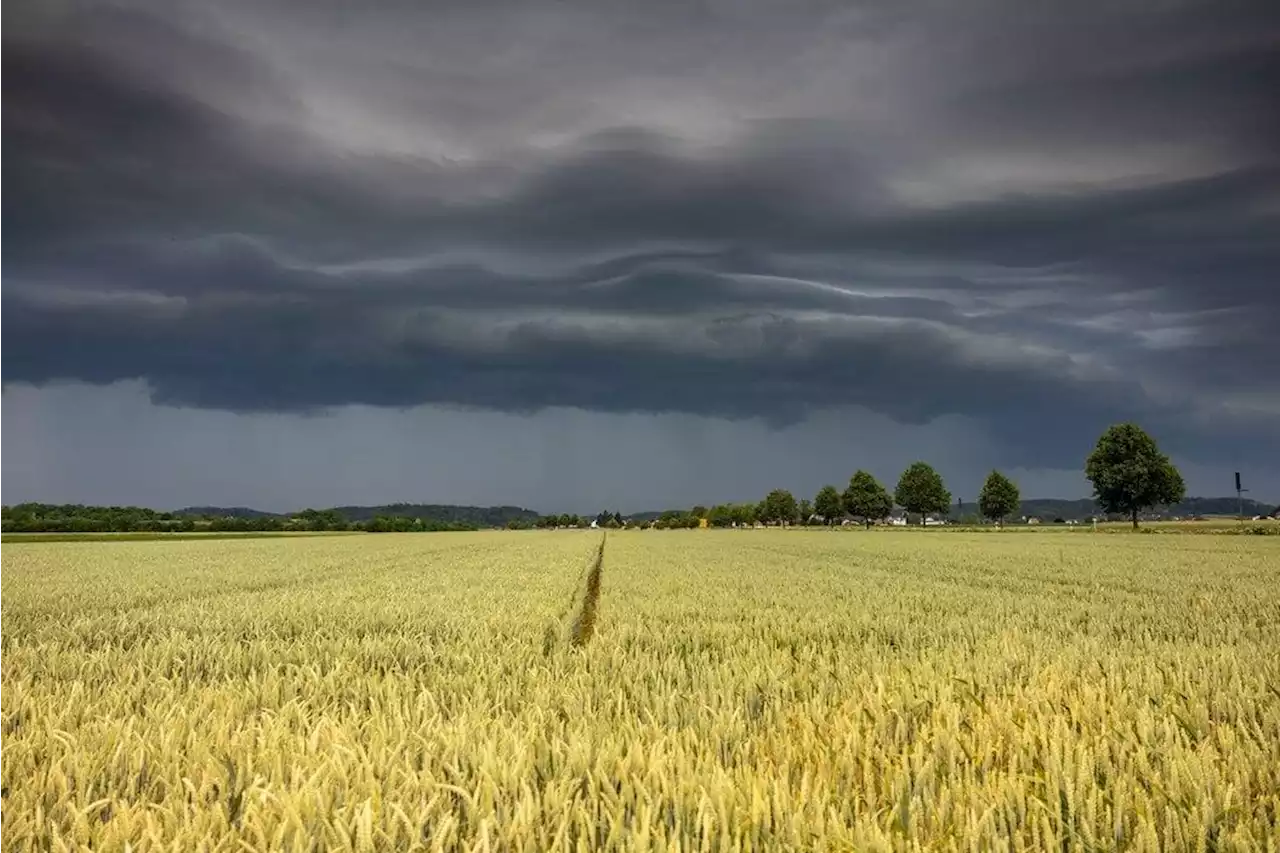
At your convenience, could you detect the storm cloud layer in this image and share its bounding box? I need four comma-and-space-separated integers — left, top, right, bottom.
4, 0, 1280, 503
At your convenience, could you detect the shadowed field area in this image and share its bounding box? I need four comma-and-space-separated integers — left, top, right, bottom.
3, 531, 1278, 850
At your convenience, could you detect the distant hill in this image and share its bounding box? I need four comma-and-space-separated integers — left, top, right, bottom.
327, 504, 540, 527
1012, 496, 1274, 521
1012, 499, 1102, 520
175, 506, 283, 519
1169, 496, 1276, 518
624, 510, 665, 523
175, 504, 539, 526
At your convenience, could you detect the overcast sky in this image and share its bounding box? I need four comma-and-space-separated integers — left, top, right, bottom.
4, 0, 1278, 512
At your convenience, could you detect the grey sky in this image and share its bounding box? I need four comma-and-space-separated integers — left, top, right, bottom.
4, 0, 1278, 511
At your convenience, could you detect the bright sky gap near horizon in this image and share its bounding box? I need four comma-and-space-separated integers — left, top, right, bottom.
3, 0, 1278, 513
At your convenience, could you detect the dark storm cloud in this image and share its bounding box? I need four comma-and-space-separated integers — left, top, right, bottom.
4, 0, 1279, 472
2, 11, 279, 214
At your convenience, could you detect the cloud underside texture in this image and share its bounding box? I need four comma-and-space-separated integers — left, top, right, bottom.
4, 0, 1279, 471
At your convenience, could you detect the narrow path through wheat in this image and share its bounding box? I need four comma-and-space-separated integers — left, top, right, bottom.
569, 533, 606, 648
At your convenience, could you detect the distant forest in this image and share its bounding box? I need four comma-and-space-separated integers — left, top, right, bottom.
0, 503, 538, 534
2, 496, 1275, 534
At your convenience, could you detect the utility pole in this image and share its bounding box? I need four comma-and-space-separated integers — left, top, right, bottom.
1236, 472, 1248, 525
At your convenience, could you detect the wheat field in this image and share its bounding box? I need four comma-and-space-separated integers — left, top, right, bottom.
2, 530, 1278, 851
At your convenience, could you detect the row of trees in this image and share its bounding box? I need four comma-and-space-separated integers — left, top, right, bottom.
524, 465, 1019, 530
2, 423, 1191, 534
0, 504, 480, 534
204, 512, 479, 533
361, 516, 478, 533
1, 504, 201, 533
533, 511, 627, 529
711, 462, 1006, 528
631, 423, 1188, 530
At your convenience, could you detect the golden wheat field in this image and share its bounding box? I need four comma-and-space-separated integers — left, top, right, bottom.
2, 530, 1278, 852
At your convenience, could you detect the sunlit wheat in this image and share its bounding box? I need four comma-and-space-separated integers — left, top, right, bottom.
2, 530, 1278, 850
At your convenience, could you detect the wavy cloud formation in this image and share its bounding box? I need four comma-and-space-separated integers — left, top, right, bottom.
4, 0, 1278, 491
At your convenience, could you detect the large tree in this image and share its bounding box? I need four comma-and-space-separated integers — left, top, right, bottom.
895, 462, 951, 525
761, 489, 799, 526
797, 498, 814, 526
1085, 423, 1186, 528
842, 470, 893, 528
978, 470, 1020, 527
813, 485, 843, 525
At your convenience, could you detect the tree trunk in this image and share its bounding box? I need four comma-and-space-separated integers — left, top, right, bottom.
1131, 508, 1139, 529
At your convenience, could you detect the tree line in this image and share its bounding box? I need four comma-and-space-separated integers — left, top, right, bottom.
568, 422, 1188, 530
2, 423, 1196, 534
0, 505, 480, 534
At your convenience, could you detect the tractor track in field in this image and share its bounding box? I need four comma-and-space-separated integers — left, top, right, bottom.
543, 533, 606, 655
568, 534, 606, 648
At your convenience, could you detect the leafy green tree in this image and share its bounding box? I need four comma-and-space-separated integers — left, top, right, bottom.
761, 489, 799, 526
1085, 423, 1186, 528
655, 509, 699, 529
726, 503, 756, 527
813, 485, 843, 525
978, 470, 1020, 526
690, 505, 708, 520
842, 470, 893, 528
895, 462, 951, 525
797, 499, 813, 525
296, 508, 347, 531
595, 510, 622, 528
